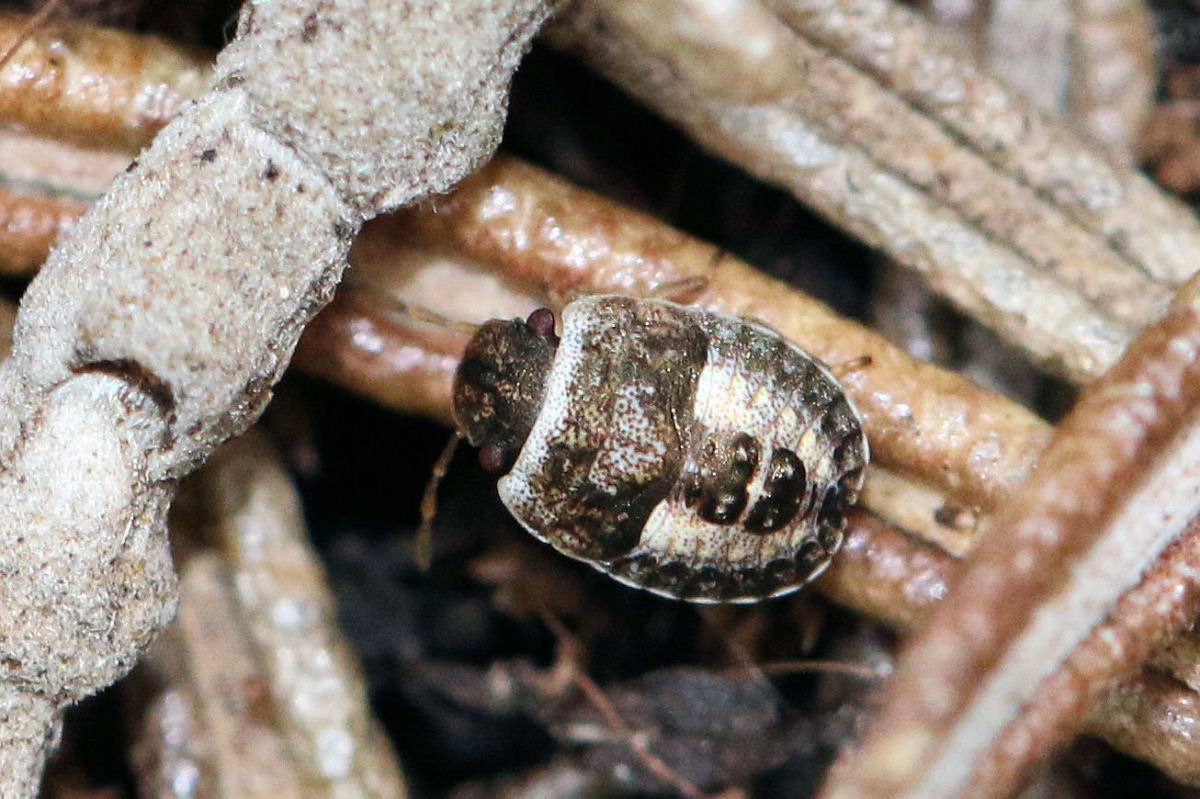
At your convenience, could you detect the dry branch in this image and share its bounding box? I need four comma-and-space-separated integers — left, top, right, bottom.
767, 0, 1191, 283
0, 187, 84, 275
296, 280, 463, 426
1139, 64, 1200, 198
547, 0, 1200, 382
301, 151, 1200, 790
386, 155, 1051, 512
0, 2, 550, 795
1068, 0, 1155, 162
0, 9, 207, 150
821, 274, 1200, 799
970, 0, 1156, 163
1100, 669, 1200, 788
0, 13, 210, 274
821, 510, 1200, 786
0, 130, 134, 198
818, 510, 954, 631
130, 431, 406, 798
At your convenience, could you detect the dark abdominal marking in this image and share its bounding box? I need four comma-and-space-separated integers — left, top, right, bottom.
745, 448, 807, 533
684, 432, 760, 525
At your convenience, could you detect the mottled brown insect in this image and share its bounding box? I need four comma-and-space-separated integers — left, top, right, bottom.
453, 296, 868, 602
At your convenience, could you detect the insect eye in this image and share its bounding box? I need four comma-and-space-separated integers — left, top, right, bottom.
526, 307, 558, 343
478, 444, 510, 474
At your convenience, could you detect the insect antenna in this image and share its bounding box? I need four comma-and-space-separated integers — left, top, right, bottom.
415, 430, 464, 570
337, 273, 481, 336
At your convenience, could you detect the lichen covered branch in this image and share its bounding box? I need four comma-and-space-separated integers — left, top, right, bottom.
0, 2, 549, 795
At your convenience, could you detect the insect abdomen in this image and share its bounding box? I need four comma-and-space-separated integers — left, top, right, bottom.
608, 309, 867, 601
496, 296, 868, 603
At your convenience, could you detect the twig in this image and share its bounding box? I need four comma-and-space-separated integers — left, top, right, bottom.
1099, 668, 1200, 787
757, 659, 886, 680
821, 271, 1200, 799
817, 508, 1200, 787
538, 609, 717, 799
1068, 0, 1155, 162
388, 155, 1052, 513
180, 431, 405, 796
163, 555, 308, 798
0, 3, 550, 796
0, 0, 65, 73
0, 7, 208, 150
294, 282, 461, 425
0, 186, 86, 275
817, 510, 955, 632
768, 0, 1197, 286
0, 130, 136, 199
548, 0, 1200, 381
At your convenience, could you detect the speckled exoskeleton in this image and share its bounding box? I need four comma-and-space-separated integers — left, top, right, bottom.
452, 295, 868, 602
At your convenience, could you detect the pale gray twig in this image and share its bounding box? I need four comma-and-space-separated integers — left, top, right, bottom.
0, 2, 549, 795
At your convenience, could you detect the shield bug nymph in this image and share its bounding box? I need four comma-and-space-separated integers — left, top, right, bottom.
451, 295, 869, 603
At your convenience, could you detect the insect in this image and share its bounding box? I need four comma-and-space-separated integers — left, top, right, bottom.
450, 295, 868, 602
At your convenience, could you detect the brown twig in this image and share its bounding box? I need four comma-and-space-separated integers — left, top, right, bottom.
1067, 0, 1155, 163
547, 0, 1200, 383
821, 272, 1200, 799
756, 659, 886, 680
816, 508, 1200, 787
858, 467, 978, 557
0, 8, 209, 150
817, 510, 956, 632
131, 431, 408, 797
1139, 66, 1200, 197
0, 129, 136, 198
0, 11, 210, 273
0, 186, 86, 275
295, 281, 462, 426
1099, 668, 1200, 788
0, 0, 65, 73
387, 155, 1052, 513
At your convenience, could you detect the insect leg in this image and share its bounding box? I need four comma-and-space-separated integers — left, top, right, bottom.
415, 430, 464, 570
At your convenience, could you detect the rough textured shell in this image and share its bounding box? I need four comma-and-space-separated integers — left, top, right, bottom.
498, 296, 868, 602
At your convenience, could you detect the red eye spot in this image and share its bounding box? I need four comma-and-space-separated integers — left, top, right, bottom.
479, 444, 509, 474
526, 308, 557, 341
